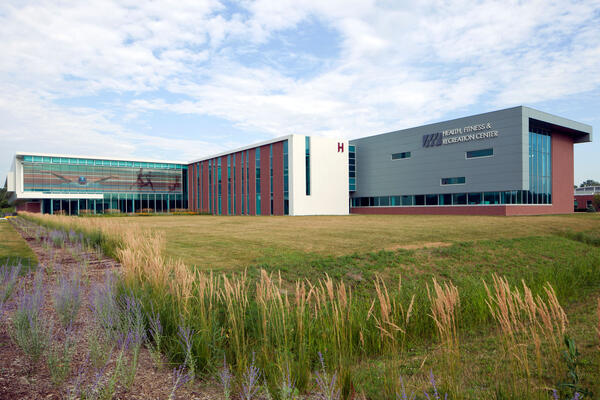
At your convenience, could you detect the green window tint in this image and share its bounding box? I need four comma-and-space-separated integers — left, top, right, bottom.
33, 156, 43, 162
283, 140, 289, 215
468, 193, 482, 204
391, 151, 411, 160
466, 148, 493, 158
452, 193, 467, 205
349, 144, 356, 192
528, 124, 552, 204
305, 136, 311, 196
227, 155, 231, 215
441, 177, 466, 185
439, 193, 452, 205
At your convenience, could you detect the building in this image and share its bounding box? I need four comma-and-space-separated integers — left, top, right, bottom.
186, 135, 349, 216
574, 186, 600, 211
5, 153, 188, 214
349, 106, 592, 216
4, 106, 593, 216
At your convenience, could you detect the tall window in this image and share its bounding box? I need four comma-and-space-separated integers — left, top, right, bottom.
349, 145, 356, 192
305, 136, 311, 196
283, 140, 289, 215
208, 160, 212, 213
256, 148, 261, 215
528, 124, 552, 204
246, 151, 250, 214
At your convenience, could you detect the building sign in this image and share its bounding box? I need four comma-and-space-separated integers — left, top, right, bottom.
338, 142, 345, 152
423, 122, 499, 148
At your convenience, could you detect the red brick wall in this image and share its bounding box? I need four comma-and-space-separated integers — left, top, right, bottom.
260, 145, 270, 215
550, 132, 574, 214
272, 141, 284, 215
236, 152, 242, 214
16, 202, 41, 213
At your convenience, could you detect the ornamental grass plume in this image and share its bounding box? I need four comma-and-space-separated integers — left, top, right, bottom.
484, 274, 568, 396
427, 277, 460, 391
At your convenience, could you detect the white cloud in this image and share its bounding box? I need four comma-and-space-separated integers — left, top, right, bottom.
0, 0, 599, 177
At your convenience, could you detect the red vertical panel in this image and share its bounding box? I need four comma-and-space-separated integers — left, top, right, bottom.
202, 161, 208, 213
260, 145, 270, 215
221, 157, 228, 215
187, 164, 192, 211
192, 163, 197, 211
235, 152, 242, 214
272, 141, 284, 215
249, 149, 256, 215
551, 132, 574, 214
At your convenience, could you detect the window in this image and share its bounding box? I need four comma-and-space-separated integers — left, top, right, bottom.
305, 136, 311, 195
466, 148, 493, 159
441, 177, 466, 185
391, 152, 411, 160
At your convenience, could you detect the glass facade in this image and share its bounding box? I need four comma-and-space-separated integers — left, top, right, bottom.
21, 156, 186, 214
351, 190, 534, 208
528, 125, 552, 204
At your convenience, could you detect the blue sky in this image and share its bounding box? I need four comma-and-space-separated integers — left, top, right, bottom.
1, 0, 599, 185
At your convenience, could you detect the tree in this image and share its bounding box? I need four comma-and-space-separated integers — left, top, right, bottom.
593, 194, 600, 212
579, 179, 600, 188
0, 185, 9, 209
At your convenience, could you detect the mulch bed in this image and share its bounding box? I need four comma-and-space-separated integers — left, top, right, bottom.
0, 219, 219, 400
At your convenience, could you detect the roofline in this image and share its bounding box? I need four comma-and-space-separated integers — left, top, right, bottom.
350, 105, 592, 143
14, 151, 187, 165
187, 135, 294, 164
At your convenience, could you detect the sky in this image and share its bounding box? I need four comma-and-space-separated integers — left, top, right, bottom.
1, 0, 599, 186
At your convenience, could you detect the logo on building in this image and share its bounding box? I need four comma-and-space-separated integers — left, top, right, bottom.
338, 142, 344, 153
422, 132, 443, 148
78, 176, 87, 185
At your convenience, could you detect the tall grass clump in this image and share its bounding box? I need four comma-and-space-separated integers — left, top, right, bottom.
484, 274, 568, 397
427, 278, 460, 395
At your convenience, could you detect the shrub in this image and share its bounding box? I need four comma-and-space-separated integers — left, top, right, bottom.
11, 271, 50, 364
53, 272, 82, 328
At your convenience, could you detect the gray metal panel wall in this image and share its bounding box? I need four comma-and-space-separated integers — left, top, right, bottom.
350, 107, 525, 197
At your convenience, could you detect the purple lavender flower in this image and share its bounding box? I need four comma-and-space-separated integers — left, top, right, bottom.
396, 376, 416, 400
169, 365, 193, 400
314, 352, 340, 400
219, 356, 233, 400
53, 272, 82, 328
423, 371, 447, 400
241, 353, 261, 400
178, 324, 195, 378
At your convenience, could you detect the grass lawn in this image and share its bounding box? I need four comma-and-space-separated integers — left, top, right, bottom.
120, 213, 600, 270
0, 219, 38, 268
26, 212, 600, 398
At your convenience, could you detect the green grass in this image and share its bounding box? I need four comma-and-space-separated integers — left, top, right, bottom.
0, 220, 38, 268
19, 213, 600, 399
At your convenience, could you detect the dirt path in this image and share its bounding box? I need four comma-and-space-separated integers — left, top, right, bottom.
0, 218, 218, 400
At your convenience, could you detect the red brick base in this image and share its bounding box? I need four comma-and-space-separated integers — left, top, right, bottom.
350, 205, 562, 216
